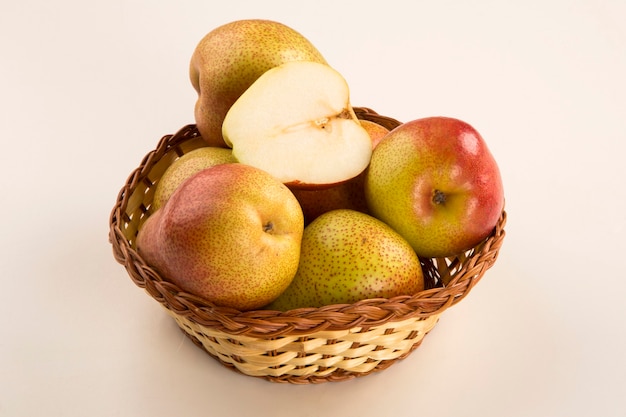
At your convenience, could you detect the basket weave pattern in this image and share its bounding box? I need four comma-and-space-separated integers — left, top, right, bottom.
109, 108, 506, 383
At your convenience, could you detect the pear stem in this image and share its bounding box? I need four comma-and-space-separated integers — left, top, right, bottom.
433, 189, 447, 205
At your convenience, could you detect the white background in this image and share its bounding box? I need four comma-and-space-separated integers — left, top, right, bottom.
2, 1, 625, 416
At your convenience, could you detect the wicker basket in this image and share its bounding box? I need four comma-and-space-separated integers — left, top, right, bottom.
109, 107, 506, 384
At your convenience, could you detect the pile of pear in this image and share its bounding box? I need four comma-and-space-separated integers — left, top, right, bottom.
136, 19, 504, 312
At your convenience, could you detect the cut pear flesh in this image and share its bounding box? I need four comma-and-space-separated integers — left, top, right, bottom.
222, 61, 372, 187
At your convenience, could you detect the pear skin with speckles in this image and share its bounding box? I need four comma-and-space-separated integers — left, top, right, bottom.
268, 209, 424, 311
365, 117, 504, 258
190, 19, 328, 147
136, 163, 304, 311
152, 147, 236, 211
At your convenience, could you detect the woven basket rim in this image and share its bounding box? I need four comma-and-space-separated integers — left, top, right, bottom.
109, 107, 506, 339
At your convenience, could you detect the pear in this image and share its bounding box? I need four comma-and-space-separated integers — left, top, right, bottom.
223, 61, 372, 188
152, 147, 236, 211
268, 209, 424, 311
137, 163, 304, 311
359, 119, 391, 149
289, 180, 370, 226
365, 117, 504, 258
190, 19, 327, 147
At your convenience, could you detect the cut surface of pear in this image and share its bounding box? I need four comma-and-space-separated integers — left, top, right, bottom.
222, 61, 372, 187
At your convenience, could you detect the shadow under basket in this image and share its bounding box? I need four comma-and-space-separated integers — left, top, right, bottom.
109, 107, 507, 384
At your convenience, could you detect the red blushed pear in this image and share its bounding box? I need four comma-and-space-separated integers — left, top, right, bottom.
359, 119, 390, 149
290, 119, 390, 225
136, 163, 304, 311
289, 180, 369, 226
365, 117, 504, 258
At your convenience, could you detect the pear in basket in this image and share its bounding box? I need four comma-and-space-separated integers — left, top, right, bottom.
365, 116, 504, 258
137, 163, 304, 311
268, 209, 424, 311
152, 147, 236, 211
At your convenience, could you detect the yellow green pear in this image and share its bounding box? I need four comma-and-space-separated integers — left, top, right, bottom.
152, 147, 236, 211
190, 19, 328, 147
137, 163, 304, 311
268, 209, 424, 311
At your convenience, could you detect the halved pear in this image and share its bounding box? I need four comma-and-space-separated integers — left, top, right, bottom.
222, 61, 372, 188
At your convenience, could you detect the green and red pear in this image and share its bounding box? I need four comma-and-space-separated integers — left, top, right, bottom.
137, 163, 304, 311
365, 116, 504, 258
